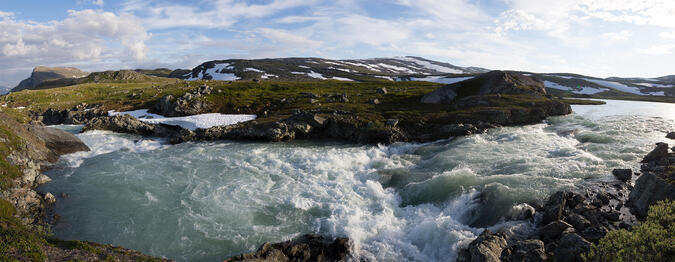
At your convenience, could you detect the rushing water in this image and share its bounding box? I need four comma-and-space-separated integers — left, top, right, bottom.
41, 100, 675, 261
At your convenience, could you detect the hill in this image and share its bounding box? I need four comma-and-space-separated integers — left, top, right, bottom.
11, 66, 88, 92
180, 56, 488, 81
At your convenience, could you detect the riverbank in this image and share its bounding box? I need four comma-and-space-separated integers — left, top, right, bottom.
456, 139, 675, 262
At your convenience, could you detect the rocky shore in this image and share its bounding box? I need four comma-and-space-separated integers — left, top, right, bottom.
456, 139, 675, 262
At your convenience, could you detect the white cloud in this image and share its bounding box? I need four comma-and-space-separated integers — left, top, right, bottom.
255, 28, 322, 49
0, 9, 149, 86
638, 44, 675, 55
0, 11, 13, 18
122, 0, 319, 29
602, 30, 632, 42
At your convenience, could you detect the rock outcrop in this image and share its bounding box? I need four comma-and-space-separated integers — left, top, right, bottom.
628, 142, 675, 218
35, 103, 107, 125
83, 114, 194, 143
11, 66, 88, 92
150, 85, 212, 116
421, 71, 546, 104
224, 234, 351, 262
25, 125, 90, 158
457, 181, 636, 262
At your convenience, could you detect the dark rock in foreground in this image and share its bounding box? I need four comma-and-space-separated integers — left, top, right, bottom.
666, 132, 675, 139
628, 142, 675, 218
611, 168, 632, 182
224, 234, 351, 262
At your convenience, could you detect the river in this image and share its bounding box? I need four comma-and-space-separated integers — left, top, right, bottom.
40, 99, 675, 261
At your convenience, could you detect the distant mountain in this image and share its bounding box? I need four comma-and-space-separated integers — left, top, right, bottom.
180, 56, 489, 82
12, 66, 89, 92
533, 73, 674, 97
0, 85, 10, 95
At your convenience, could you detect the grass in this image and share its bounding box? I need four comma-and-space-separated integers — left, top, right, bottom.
0, 199, 47, 262
584, 200, 675, 262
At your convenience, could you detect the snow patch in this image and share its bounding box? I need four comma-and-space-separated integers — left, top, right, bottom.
544, 81, 609, 94
582, 78, 642, 95
188, 63, 239, 81
331, 77, 354, 81
245, 68, 264, 73
412, 76, 473, 84
108, 109, 256, 131
376, 63, 415, 74
307, 71, 327, 80
395, 57, 464, 74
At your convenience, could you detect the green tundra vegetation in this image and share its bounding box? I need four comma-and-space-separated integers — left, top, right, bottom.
584, 200, 675, 262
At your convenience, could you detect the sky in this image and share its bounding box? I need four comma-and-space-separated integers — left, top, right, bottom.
1, 0, 674, 87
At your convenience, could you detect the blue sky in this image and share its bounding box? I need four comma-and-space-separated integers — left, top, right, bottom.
1, 0, 674, 87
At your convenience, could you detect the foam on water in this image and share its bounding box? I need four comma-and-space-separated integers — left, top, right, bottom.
41, 100, 675, 261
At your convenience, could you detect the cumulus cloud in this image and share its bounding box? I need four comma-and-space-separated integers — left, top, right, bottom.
0, 9, 149, 86
121, 0, 319, 29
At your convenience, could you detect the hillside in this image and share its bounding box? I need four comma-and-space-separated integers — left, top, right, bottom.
12, 66, 89, 92
180, 56, 488, 81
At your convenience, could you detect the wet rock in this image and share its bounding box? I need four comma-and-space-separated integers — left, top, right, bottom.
223, 234, 351, 262
456, 230, 508, 262
628, 172, 675, 218
553, 233, 591, 262
641, 142, 668, 163
611, 168, 632, 182
44, 192, 56, 205
501, 239, 547, 262
25, 125, 90, 157
542, 191, 572, 225
35, 174, 52, 185
565, 213, 591, 231
539, 220, 573, 241
666, 132, 675, 139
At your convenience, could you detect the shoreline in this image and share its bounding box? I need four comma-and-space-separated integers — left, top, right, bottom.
2, 103, 673, 261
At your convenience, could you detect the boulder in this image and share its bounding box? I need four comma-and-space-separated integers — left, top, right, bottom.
25, 125, 90, 156
666, 132, 675, 139
553, 233, 591, 262
44, 192, 56, 205
501, 239, 547, 262
421, 71, 546, 104
376, 87, 388, 94
628, 172, 675, 218
223, 234, 351, 262
456, 230, 508, 262
611, 169, 632, 182
641, 142, 668, 163
539, 220, 573, 241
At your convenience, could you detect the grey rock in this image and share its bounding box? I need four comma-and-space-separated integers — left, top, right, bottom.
25, 125, 90, 156
502, 239, 547, 262
421, 71, 546, 104
611, 168, 632, 182
564, 213, 591, 231
628, 172, 675, 218
421, 85, 457, 104
553, 233, 591, 262
666, 132, 675, 139
223, 234, 351, 262
539, 220, 573, 241
35, 174, 52, 185
456, 230, 508, 262
641, 142, 668, 163
44, 192, 56, 205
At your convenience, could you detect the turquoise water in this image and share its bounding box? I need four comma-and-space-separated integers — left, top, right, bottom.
42, 100, 675, 261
